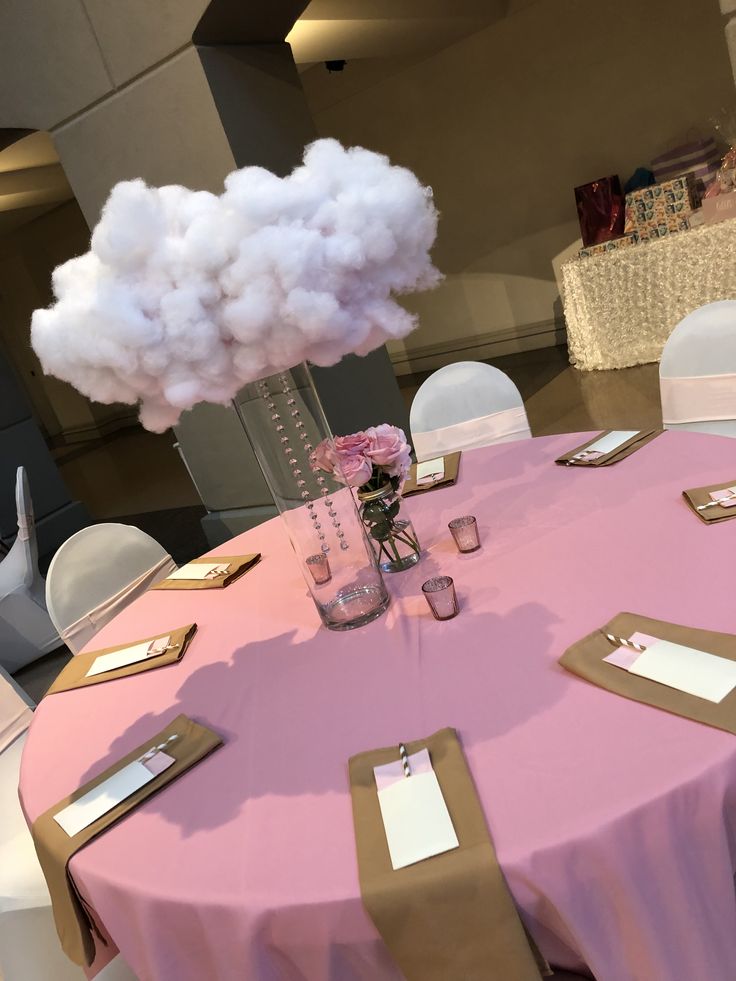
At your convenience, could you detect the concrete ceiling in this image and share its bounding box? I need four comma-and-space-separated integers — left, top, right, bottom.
0, 131, 74, 236
288, 0, 508, 68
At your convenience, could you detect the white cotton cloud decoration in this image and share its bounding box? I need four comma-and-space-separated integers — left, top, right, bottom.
31, 139, 441, 432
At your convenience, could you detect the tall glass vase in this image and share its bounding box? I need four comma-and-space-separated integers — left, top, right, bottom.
233, 364, 390, 631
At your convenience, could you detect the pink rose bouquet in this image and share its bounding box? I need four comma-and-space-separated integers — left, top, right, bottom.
312, 424, 412, 491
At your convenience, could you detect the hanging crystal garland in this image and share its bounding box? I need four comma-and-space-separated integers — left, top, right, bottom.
278, 372, 349, 552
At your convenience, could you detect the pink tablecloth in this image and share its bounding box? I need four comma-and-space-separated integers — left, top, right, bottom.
19, 432, 736, 981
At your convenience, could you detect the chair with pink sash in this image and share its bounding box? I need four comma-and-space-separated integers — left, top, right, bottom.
409, 361, 532, 462
45, 524, 176, 655
0, 467, 60, 673
660, 300, 736, 438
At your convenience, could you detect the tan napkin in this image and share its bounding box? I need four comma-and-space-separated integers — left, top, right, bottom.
682, 479, 736, 523
555, 430, 662, 466
349, 727, 548, 981
31, 714, 222, 966
45, 624, 197, 696
560, 612, 736, 735
151, 553, 261, 590
402, 452, 461, 497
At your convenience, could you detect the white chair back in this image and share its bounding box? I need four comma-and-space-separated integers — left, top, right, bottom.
660, 300, 736, 437
409, 361, 532, 461
0, 468, 60, 672
45, 524, 176, 654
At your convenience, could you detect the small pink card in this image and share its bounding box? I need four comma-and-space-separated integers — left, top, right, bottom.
142, 751, 176, 777
374, 748, 433, 791
709, 486, 736, 508
603, 631, 658, 670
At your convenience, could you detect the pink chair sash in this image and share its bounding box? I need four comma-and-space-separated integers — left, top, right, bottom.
412, 407, 531, 462
660, 374, 736, 424
0, 676, 32, 755
61, 554, 177, 654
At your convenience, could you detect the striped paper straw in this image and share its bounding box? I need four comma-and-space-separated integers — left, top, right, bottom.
605, 633, 647, 653
398, 742, 411, 778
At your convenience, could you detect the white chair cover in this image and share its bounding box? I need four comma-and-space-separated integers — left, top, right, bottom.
0, 467, 60, 672
410, 362, 532, 462
660, 300, 736, 437
46, 524, 176, 654
0, 670, 85, 980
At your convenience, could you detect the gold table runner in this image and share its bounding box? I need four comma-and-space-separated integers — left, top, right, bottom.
46, 623, 197, 695
555, 430, 662, 467
682, 479, 736, 523
560, 612, 736, 735
349, 727, 547, 981
31, 714, 223, 966
402, 452, 461, 497
151, 553, 261, 590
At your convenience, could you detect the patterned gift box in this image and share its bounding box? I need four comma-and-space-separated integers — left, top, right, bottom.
578, 232, 640, 259
624, 175, 696, 234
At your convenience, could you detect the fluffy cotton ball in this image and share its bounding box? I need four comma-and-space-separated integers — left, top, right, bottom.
31, 138, 441, 432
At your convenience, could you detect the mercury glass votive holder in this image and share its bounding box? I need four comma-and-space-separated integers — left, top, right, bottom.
422, 576, 459, 621
448, 515, 480, 553
306, 552, 332, 585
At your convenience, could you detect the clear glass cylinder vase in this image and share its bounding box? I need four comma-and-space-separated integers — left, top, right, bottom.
358, 483, 421, 573
233, 364, 390, 631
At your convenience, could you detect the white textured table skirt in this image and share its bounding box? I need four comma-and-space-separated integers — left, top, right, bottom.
561, 222, 736, 370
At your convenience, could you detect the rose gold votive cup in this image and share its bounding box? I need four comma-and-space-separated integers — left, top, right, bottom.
448, 515, 480, 553
422, 576, 459, 621
306, 552, 332, 585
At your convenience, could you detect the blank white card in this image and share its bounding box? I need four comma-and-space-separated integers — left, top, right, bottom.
375, 757, 458, 870
583, 430, 639, 455
628, 639, 736, 704
166, 562, 228, 581
416, 458, 445, 484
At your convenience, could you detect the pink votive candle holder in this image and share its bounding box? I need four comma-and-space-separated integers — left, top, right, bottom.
448, 515, 480, 553
422, 576, 459, 621
306, 552, 332, 585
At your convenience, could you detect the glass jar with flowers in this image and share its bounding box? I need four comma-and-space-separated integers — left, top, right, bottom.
312, 424, 421, 573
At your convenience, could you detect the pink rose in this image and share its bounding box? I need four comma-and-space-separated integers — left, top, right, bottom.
312, 432, 374, 487
311, 439, 337, 474
365, 424, 412, 478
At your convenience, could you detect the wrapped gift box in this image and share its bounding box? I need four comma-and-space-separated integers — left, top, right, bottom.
624, 175, 696, 234
579, 232, 640, 259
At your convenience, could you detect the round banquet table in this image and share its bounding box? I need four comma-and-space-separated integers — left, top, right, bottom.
19, 431, 736, 981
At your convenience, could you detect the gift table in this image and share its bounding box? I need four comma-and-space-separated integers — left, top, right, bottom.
561, 221, 736, 370
19, 432, 736, 981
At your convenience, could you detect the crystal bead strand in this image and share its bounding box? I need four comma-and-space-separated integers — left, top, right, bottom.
278, 372, 349, 552
256, 378, 329, 554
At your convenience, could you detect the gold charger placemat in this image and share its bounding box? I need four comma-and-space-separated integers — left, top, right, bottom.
402, 452, 461, 497
31, 714, 223, 966
683, 479, 736, 524
560, 612, 736, 735
45, 624, 197, 696
555, 430, 662, 467
349, 727, 548, 981
151, 553, 261, 590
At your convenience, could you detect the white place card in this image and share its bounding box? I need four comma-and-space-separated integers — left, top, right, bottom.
374, 750, 458, 870
85, 635, 171, 678
166, 562, 229, 581
628, 639, 736, 704
579, 430, 638, 456
416, 457, 445, 484
53, 752, 175, 837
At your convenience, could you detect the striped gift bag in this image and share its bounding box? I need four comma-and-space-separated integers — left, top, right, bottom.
651, 138, 722, 192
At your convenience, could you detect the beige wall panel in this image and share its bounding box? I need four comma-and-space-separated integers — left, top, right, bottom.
0, 0, 111, 130
52, 47, 236, 224
80, 0, 209, 87
307, 0, 735, 360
